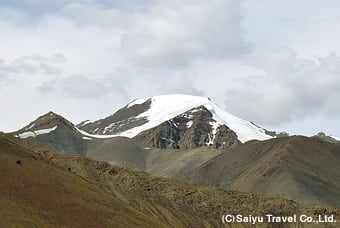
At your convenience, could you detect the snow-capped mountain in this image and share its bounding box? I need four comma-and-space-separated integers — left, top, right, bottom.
78, 94, 272, 148
11, 95, 273, 151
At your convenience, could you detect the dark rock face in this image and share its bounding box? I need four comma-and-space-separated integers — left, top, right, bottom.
135, 106, 240, 149
78, 99, 152, 135
213, 125, 239, 149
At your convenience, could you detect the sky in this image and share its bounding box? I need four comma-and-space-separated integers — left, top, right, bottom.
1, 0, 340, 137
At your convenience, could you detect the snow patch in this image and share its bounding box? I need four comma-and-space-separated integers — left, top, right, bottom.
77, 127, 117, 139
206, 121, 219, 146
103, 120, 127, 134
78, 120, 92, 127
127, 98, 148, 108
186, 120, 193, 128
18, 126, 58, 139
82, 136, 93, 140
331, 135, 340, 141
25, 123, 35, 130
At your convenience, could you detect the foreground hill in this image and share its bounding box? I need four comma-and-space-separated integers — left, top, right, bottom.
1, 134, 339, 227
186, 136, 340, 208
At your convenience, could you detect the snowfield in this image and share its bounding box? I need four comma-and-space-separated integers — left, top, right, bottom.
18, 126, 58, 139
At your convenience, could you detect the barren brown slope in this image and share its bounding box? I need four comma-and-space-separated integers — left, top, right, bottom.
0, 134, 169, 227
186, 136, 340, 208
1, 134, 339, 228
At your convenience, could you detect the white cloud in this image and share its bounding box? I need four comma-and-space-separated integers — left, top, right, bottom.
39, 75, 106, 99
225, 49, 340, 125
39, 74, 130, 102
0, 54, 64, 90
241, 0, 340, 57
120, 0, 249, 68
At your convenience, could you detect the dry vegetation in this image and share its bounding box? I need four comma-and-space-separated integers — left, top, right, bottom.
1, 134, 339, 227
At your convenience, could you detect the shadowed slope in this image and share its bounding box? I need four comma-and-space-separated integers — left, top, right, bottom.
187, 136, 340, 208
12, 112, 88, 155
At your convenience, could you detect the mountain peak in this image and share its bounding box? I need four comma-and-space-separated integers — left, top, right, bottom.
32, 112, 74, 129
13, 111, 88, 155
78, 94, 273, 145
14, 111, 76, 137
46, 111, 58, 116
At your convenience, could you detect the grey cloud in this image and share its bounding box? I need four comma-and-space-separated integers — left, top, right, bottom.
39, 75, 108, 99
38, 77, 57, 94
0, 58, 13, 73
39, 63, 62, 75
225, 51, 340, 125
57, 0, 249, 68
101, 75, 130, 102
2, 0, 249, 71
19, 54, 66, 64
0, 54, 65, 80
120, 0, 250, 68
0, 0, 150, 17
62, 75, 108, 99
0, 58, 19, 87
39, 74, 130, 102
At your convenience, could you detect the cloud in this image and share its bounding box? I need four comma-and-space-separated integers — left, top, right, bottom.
224, 50, 340, 125
50, 0, 249, 69
158, 74, 205, 96
39, 75, 107, 99
0, 59, 11, 87
0, 0, 248, 78
0, 0, 151, 17
60, 75, 108, 99
0, 54, 64, 89
39, 74, 130, 102
120, 0, 249, 68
